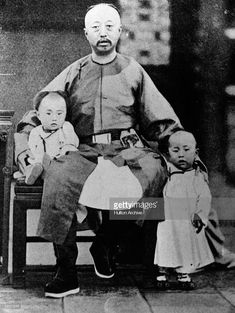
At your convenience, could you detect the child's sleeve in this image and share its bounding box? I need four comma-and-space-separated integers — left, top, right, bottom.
28, 128, 38, 157
194, 173, 212, 226
63, 121, 79, 147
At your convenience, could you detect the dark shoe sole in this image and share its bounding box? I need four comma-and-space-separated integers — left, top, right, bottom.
90, 244, 115, 279
93, 263, 114, 279
45, 287, 80, 298
155, 280, 170, 290
155, 280, 196, 290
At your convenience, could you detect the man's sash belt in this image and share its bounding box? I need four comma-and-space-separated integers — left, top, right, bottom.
80, 129, 127, 144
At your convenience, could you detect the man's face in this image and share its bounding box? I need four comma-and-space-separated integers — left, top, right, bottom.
84, 5, 122, 56
168, 131, 197, 170
37, 94, 66, 131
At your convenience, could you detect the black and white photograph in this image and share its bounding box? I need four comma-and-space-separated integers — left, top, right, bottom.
0, 0, 234, 312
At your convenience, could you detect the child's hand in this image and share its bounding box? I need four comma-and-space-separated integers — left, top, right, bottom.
192, 213, 204, 234
60, 145, 78, 156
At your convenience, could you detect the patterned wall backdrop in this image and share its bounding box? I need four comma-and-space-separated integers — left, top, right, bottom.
119, 0, 170, 65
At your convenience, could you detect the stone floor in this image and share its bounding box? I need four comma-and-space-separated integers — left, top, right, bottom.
0, 264, 235, 313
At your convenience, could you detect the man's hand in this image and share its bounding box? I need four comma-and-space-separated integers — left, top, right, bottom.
17, 150, 35, 174
192, 213, 204, 234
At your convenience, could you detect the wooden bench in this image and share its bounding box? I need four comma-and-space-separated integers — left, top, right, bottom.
13, 180, 43, 287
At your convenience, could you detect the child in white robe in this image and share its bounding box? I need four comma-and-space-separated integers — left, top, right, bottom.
154, 130, 214, 286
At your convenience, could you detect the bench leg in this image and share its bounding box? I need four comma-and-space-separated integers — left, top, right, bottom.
12, 199, 26, 288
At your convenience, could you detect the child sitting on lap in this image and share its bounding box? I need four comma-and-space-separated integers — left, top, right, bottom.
22, 90, 79, 185
154, 130, 214, 287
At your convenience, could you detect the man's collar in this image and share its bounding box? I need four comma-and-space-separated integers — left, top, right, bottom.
90, 52, 117, 65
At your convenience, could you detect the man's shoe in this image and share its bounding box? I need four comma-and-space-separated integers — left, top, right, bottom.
44, 277, 80, 298
90, 242, 115, 279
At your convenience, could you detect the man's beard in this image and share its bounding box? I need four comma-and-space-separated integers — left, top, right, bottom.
93, 43, 115, 56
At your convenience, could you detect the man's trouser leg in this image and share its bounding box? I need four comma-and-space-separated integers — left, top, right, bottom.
54, 214, 78, 279
89, 210, 115, 278
44, 215, 80, 298
90, 210, 141, 278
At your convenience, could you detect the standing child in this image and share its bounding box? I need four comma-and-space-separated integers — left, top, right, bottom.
154, 130, 214, 288
22, 90, 79, 185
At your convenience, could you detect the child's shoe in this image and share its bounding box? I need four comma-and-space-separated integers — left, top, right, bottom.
155, 267, 170, 289
25, 163, 43, 185
155, 274, 170, 289
176, 273, 196, 290
13, 171, 25, 180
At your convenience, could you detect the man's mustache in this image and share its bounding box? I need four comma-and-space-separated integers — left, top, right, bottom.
97, 39, 112, 45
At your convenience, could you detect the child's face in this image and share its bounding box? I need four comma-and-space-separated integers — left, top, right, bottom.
167, 131, 197, 170
37, 94, 66, 131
